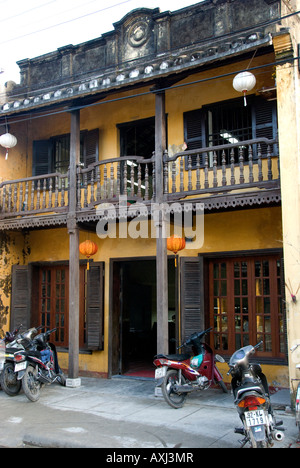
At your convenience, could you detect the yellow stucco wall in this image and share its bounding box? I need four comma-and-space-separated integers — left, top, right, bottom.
5, 204, 283, 381
0, 51, 287, 384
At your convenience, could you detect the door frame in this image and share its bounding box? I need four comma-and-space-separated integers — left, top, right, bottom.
108, 256, 178, 377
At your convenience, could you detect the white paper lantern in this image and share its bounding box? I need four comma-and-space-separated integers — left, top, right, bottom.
233, 71, 256, 106
0, 132, 17, 160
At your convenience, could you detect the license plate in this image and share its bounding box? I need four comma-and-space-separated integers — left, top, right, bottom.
245, 410, 266, 427
155, 367, 167, 379
14, 362, 27, 372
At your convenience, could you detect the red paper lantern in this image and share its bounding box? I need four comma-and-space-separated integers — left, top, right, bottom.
79, 240, 98, 270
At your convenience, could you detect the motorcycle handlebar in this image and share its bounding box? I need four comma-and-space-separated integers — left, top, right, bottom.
178, 327, 213, 349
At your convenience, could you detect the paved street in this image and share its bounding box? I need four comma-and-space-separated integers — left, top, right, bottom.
0, 376, 298, 450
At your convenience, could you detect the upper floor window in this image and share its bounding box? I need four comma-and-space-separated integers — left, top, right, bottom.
32, 128, 99, 177
184, 96, 277, 167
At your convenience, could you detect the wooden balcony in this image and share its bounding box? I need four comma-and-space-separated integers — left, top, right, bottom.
0, 138, 280, 230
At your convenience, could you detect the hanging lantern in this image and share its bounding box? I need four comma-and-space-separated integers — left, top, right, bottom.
79, 240, 98, 270
233, 71, 256, 106
0, 133, 17, 160
167, 235, 186, 267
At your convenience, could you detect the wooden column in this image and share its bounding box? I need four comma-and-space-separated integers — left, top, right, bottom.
67, 110, 80, 383
155, 89, 169, 355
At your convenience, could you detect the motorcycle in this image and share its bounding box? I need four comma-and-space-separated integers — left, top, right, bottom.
290, 343, 300, 441
153, 327, 227, 408
228, 341, 284, 448
14, 327, 66, 402
0, 325, 41, 396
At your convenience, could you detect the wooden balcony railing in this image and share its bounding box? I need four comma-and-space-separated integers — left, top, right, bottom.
0, 138, 279, 221
0, 173, 69, 218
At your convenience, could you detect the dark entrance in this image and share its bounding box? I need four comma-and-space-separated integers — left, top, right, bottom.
110, 258, 177, 377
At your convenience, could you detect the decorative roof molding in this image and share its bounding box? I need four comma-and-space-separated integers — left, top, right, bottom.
0, 0, 280, 116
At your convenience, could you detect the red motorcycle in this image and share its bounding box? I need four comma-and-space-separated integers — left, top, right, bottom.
153, 327, 227, 408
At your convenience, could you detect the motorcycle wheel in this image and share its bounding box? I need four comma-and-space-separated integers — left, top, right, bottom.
162, 369, 188, 409
0, 362, 22, 396
22, 365, 41, 402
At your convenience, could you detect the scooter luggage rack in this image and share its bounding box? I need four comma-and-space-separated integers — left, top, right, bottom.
154, 353, 191, 361
235, 385, 266, 403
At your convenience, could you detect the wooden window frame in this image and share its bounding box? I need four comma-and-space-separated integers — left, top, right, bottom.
10, 261, 104, 352
205, 251, 286, 361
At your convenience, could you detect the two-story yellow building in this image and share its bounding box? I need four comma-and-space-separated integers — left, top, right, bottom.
0, 0, 299, 390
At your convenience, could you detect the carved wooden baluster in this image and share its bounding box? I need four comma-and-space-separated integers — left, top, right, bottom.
230, 148, 235, 186
145, 164, 149, 200
19, 183, 23, 212
30, 181, 34, 211
90, 169, 95, 203
172, 161, 176, 193
61, 178, 65, 207
54, 176, 59, 208
163, 160, 168, 195
83, 173, 88, 207
13, 184, 17, 213
258, 144, 263, 182
36, 180, 41, 210
123, 162, 127, 197
76, 170, 82, 210
248, 145, 254, 183
196, 155, 201, 190
221, 150, 227, 186
138, 164, 142, 198
110, 165, 114, 199
213, 151, 217, 187
152, 158, 155, 199
267, 144, 272, 180
180, 157, 184, 192
103, 164, 107, 199
117, 162, 120, 197
24, 181, 29, 211
188, 155, 192, 191
204, 153, 209, 189
42, 179, 46, 209
96, 165, 101, 202
239, 146, 244, 185
48, 177, 52, 209
8, 184, 12, 212
130, 163, 135, 197
2, 186, 7, 212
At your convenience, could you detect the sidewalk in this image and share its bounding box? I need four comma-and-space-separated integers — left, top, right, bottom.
0, 375, 299, 449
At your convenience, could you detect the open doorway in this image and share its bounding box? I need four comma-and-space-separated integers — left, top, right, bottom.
110, 258, 177, 377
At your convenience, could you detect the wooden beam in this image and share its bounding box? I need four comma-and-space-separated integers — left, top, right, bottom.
67, 109, 80, 382
154, 89, 169, 355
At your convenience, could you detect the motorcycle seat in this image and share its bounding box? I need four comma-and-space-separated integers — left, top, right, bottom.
155, 353, 191, 361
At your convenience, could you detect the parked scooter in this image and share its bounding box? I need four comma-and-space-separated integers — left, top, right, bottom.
153, 327, 227, 408
290, 343, 300, 441
14, 328, 66, 402
0, 325, 41, 396
228, 341, 284, 448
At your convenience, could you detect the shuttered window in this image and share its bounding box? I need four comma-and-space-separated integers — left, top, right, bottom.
180, 257, 204, 343
184, 96, 277, 167
10, 262, 104, 351
33, 129, 99, 177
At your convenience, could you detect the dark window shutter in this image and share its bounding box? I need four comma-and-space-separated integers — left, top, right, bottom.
252, 97, 278, 156
184, 109, 206, 167
86, 262, 104, 350
180, 257, 204, 343
10, 265, 31, 331
82, 129, 99, 168
32, 140, 53, 176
